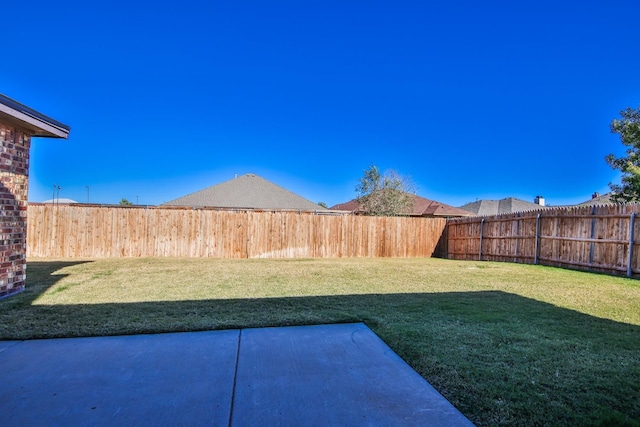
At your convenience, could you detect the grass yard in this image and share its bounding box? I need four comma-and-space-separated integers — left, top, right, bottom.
2, 257, 639, 426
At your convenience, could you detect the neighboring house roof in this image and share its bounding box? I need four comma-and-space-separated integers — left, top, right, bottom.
41, 198, 78, 204
0, 94, 70, 138
577, 192, 614, 206
331, 193, 473, 217
162, 173, 327, 211
459, 197, 547, 216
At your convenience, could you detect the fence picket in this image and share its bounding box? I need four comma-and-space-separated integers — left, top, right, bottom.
447, 204, 640, 277
27, 205, 446, 259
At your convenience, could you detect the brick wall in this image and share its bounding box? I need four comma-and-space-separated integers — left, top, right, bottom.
0, 122, 31, 299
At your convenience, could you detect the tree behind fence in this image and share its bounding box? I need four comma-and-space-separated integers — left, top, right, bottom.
446, 204, 640, 277
27, 205, 446, 258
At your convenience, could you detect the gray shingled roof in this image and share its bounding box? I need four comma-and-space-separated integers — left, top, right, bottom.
162, 174, 326, 211
459, 197, 548, 216
577, 192, 614, 206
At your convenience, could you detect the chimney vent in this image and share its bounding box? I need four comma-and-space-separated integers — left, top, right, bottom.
534, 195, 545, 206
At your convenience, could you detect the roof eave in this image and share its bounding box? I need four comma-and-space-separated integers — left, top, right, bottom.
0, 95, 70, 139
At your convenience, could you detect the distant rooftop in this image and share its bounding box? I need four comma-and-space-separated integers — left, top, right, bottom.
459, 197, 548, 216
331, 193, 473, 217
0, 94, 70, 138
577, 192, 614, 206
163, 173, 326, 211
41, 198, 79, 204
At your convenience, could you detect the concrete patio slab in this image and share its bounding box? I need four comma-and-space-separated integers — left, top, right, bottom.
0, 331, 239, 427
0, 340, 19, 353
232, 323, 473, 426
0, 323, 473, 426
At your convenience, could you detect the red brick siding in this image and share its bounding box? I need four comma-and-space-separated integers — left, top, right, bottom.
0, 123, 31, 298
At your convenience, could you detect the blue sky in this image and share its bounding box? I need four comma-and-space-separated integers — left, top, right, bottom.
3, 0, 639, 207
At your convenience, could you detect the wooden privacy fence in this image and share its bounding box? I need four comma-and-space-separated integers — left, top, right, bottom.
26, 205, 446, 259
446, 204, 640, 277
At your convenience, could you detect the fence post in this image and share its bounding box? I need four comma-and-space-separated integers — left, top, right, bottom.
479, 218, 485, 261
589, 205, 597, 268
534, 214, 541, 265
627, 213, 636, 278
515, 213, 521, 263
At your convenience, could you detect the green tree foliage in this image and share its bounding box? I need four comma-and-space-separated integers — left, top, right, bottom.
606, 106, 640, 203
119, 198, 133, 206
355, 164, 414, 216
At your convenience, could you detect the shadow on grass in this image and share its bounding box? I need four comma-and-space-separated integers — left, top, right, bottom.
3, 261, 93, 307
1, 263, 639, 426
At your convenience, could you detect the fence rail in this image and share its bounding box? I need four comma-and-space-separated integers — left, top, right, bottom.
27, 205, 446, 259
446, 204, 640, 277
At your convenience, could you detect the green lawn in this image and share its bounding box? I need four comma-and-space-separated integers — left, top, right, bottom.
2, 257, 639, 426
